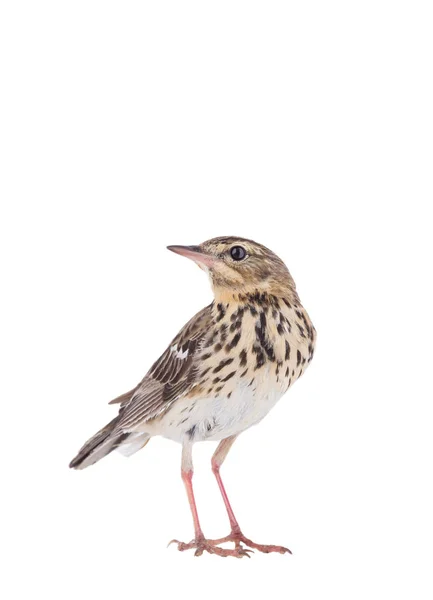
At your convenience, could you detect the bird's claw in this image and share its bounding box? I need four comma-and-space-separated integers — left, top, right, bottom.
210, 532, 292, 555
169, 532, 288, 556
168, 537, 253, 558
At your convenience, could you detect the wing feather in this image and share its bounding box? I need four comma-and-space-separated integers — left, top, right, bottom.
114, 304, 213, 432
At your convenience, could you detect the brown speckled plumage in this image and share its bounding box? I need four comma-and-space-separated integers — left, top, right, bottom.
70, 236, 316, 558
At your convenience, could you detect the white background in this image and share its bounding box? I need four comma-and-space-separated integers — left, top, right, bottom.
1, 1, 432, 598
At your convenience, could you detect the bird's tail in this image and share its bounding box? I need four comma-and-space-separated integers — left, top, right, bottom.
69, 417, 150, 470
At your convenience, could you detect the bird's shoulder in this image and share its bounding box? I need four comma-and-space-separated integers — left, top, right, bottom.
149, 302, 214, 381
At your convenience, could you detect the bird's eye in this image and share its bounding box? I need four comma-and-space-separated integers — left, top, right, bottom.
230, 246, 247, 261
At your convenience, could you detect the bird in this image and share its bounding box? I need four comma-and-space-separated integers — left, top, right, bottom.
69, 236, 316, 558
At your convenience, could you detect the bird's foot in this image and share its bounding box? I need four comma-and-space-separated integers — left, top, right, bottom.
211, 529, 292, 555
168, 536, 253, 558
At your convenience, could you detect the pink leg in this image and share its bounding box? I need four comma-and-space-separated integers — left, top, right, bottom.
181, 469, 204, 540
210, 436, 292, 555
211, 436, 241, 533
169, 443, 252, 558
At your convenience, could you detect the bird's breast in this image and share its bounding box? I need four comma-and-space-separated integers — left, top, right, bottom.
150, 295, 315, 444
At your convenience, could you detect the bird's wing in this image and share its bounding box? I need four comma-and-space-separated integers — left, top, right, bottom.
114, 304, 213, 431
109, 388, 137, 405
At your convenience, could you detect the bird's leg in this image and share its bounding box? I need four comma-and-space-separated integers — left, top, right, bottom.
211, 435, 240, 533
181, 467, 204, 541
210, 435, 292, 555
169, 443, 251, 558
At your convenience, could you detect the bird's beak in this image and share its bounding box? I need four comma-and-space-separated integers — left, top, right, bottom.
167, 245, 216, 269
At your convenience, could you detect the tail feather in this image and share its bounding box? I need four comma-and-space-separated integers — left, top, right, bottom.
70, 411, 152, 469
69, 417, 127, 470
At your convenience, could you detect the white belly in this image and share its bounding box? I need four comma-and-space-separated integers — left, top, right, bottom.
147, 365, 286, 444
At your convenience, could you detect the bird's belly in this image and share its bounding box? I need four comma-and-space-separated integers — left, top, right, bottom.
154, 374, 284, 444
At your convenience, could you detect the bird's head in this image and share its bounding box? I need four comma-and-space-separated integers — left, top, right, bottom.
168, 236, 298, 301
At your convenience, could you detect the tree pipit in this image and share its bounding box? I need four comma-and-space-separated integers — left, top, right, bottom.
70, 237, 316, 558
